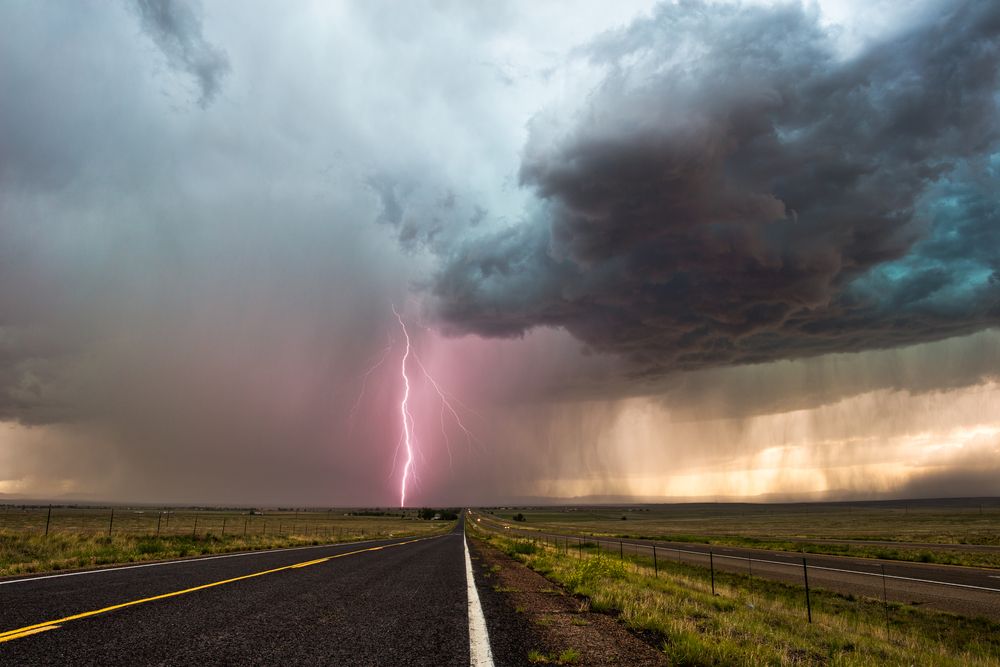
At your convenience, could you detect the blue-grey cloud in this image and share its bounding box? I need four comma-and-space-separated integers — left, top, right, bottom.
427, 0, 1000, 375
134, 0, 230, 108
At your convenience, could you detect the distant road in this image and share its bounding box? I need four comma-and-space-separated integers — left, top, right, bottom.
744, 535, 1000, 553
0, 523, 478, 665
475, 514, 1000, 620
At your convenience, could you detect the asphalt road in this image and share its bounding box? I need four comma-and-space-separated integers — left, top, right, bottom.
0, 524, 473, 666
475, 514, 1000, 620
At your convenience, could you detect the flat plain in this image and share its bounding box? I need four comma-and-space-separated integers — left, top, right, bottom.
487, 499, 1000, 568
0, 505, 448, 577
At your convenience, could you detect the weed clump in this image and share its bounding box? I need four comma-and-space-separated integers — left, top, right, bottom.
564, 554, 627, 590
510, 540, 540, 555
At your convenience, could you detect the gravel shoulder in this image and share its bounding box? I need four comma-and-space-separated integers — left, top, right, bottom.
468, 537, 668, 667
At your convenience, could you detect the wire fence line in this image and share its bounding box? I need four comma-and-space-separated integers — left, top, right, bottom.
473, 516, 1000, 623
0, 505, 406, 541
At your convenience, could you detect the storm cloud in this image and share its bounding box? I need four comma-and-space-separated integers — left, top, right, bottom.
430, 1, 1000, 375
134, 0, 230, 108
1, 1, 999, 505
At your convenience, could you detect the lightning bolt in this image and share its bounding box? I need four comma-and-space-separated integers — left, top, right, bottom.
363, 305, 478, 507
393, 305, 416, 507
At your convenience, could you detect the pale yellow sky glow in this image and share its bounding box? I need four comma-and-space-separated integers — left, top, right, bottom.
522, 380, 1000, 500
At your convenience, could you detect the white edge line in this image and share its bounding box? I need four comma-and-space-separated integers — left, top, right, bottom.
0, 536, 405, 586
465, 522, 495, 667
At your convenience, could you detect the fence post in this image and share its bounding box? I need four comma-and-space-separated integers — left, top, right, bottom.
44, 505, 52, 537
156, 512, 162, 536
620, 540, 623, 560
244, 518, 248, 537
653, 544, 658, 578
710, 550, 716, 595
193, 516, 198, 537
108, 508, 114, 537
802, 558, 812, 623
881, 564, 890, 636
578, 537, 582, 559
222, 517, 227, 536
747, 551, 753, 596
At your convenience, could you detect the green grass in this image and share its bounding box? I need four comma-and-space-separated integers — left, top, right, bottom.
473, 527, 1000, 666
527, 648, 582, 665
483, 501, 1000, 569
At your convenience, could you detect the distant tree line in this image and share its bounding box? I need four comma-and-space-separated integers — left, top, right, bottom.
417, 508, 459, 520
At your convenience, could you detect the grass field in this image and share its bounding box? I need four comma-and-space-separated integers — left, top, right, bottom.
486, 499, 1000, 568
0, 505, 452, 577
470, 523, 1000, 666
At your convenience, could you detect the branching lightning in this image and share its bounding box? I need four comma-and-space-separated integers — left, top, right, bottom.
348, 338, 393, 435
412, 352, 480, 466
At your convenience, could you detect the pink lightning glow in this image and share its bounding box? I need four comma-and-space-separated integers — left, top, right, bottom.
383, 306, 479, 507
393, 305, 416, 507
412, 352, 479, 466
348, 339, 393, 435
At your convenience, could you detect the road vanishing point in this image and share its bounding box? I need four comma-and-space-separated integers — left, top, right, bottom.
0, 517, 493, 666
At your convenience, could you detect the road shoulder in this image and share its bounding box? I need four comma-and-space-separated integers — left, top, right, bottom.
467, 537, 667, 666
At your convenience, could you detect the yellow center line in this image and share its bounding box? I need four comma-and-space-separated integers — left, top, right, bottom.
0, 535, 436, 643
0, 625, 62, 642
290, 557, 331, 569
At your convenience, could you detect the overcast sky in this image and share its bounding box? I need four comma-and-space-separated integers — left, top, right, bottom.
1, 0, 998, 506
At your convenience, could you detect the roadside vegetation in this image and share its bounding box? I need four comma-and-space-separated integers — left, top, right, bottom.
0, 506, 454, 577
470, 525, 1000, 666
486, 502, 1000, 569
527, 648, 582, 664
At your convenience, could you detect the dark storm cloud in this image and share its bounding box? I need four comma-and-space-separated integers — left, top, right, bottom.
368, 172, 494, 254
134, 0, 230, 108
430, 0, 1000, 375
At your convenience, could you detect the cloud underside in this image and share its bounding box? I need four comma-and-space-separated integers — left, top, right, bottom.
134, 0, 229, 107
423, 1, 1000, 375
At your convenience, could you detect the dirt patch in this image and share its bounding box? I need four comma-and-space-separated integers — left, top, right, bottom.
468, 537, 668, 666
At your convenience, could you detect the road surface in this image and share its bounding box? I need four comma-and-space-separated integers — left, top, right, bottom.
1, 522, 481, 666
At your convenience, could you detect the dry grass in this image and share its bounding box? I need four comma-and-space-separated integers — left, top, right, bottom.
0, 506, 452, 577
